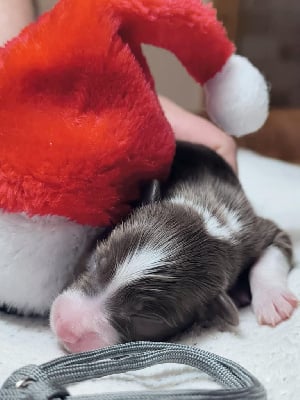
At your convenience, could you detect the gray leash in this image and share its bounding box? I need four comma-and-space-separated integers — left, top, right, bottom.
1, 341, 266, 399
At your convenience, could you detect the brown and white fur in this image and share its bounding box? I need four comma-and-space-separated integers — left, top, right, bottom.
50, 142, 298, 353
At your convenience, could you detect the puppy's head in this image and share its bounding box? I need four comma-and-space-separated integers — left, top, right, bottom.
50, 200, 237, 353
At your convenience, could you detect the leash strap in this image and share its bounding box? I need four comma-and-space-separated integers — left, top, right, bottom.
1, 341, 266, 399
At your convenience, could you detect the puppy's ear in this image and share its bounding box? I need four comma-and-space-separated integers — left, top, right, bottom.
140, 179, 161, 205
210, 292, 239, 326
197, 292, 239, 328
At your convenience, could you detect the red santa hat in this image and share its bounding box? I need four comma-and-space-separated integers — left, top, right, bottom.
0, 0, 269, 227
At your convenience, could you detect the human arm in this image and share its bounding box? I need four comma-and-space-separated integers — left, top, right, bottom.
159, 95, 238, 173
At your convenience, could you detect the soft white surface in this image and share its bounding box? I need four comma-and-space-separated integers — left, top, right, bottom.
204, 55, 269, 137
1, 150, 300, 399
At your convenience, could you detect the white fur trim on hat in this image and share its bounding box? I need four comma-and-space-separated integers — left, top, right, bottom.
204, 55, 269, 137
0, 209, 99, 315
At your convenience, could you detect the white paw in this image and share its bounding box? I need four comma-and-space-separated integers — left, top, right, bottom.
252, 287, 298, 326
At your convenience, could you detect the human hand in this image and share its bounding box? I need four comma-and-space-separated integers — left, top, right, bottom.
159, 95, 238, 173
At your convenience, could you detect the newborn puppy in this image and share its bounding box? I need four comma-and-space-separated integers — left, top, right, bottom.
50, 142, 298, 353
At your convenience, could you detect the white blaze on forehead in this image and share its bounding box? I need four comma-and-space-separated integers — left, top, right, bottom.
102, 246, 168, 299
171, 197, 242, 241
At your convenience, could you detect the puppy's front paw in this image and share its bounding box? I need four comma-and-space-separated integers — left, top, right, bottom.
252, 287, 298, 326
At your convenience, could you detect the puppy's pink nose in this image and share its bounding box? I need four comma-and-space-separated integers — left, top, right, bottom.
54, 319, 81, 345
63, 332, 106, 353
50, 290, 119, 353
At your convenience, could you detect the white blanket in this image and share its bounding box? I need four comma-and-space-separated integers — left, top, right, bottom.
1, 149, 300, 399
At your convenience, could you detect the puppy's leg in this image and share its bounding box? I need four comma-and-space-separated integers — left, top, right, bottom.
250, 221, 298, 326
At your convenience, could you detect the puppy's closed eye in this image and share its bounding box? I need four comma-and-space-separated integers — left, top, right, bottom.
131, 313, 194, 341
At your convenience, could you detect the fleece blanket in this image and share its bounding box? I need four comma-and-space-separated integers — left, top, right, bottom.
1, 149, 300, 399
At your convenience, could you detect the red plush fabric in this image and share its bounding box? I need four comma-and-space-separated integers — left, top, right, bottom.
0, 0, 233, 226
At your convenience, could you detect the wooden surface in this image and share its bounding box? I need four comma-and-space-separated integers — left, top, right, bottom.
236, 0, 300, 108
213, 0, 240, 42
212, 3, 300, 164
237, 108, 300, 164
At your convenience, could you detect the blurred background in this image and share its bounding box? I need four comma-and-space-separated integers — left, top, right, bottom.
35, 0, 300, 163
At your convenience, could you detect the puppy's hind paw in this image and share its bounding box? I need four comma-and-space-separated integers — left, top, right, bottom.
252, 287, 298, 327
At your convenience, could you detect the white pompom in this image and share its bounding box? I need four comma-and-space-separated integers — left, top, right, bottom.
204, 55, 269, 137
